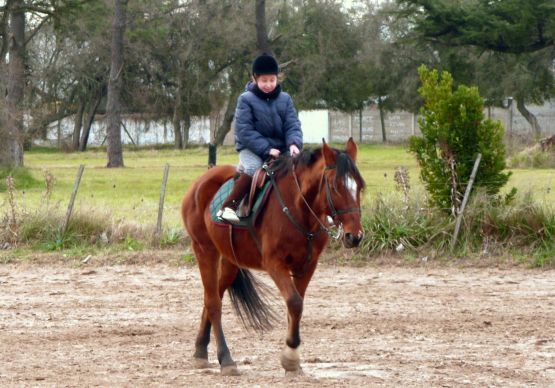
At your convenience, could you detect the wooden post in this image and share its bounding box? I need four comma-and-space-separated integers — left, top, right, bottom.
208, 143, 217, 167
62, 164, 85, 234
156, 163, 170, 236
451, 153, 482, 249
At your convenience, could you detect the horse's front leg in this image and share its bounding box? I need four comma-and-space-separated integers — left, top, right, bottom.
268, 259, 318, 375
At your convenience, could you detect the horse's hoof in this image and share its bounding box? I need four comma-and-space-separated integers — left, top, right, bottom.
285, 367, 304, 377
192, 357, 211, 369
280, 346, 301, 372
221, 364, 240, 376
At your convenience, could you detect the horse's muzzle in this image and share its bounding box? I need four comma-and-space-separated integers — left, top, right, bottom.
343, 231, 363, 248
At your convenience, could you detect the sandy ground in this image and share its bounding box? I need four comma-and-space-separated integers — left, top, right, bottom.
1, 261, 554, 387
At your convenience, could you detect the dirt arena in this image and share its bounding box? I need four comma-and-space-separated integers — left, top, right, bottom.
1, 259, 554, 387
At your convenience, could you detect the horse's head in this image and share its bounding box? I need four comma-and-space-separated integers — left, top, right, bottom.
321, 138, 365, 248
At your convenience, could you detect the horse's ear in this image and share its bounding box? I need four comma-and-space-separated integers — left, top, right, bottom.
346, 137, 358, 162
322, 139, 337, 167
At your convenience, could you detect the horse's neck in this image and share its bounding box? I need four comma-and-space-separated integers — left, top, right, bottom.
286, 166, 327, 219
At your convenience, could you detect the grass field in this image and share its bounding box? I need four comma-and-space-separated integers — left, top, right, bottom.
1, 144, 555, 232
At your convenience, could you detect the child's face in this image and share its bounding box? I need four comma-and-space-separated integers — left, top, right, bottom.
255, 74, 278, 94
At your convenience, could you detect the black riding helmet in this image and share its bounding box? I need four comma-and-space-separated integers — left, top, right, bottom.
252, 53, 279, 76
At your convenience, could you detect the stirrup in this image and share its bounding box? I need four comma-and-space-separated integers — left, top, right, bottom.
217, 207, 240, 224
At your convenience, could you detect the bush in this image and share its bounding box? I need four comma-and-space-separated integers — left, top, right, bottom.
360, 190, 450, 255
409, 65, 511, 214
508, 145, 555, 168
463, 191, 555, 250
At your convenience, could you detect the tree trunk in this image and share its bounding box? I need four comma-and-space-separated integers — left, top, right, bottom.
378, 97, 387, 143
255, 0, 271, 54
516, 97, 542, 139
105, 0, 127, 168
209, 64, 244, 168
214, 63, 244, 146
72, 102, 85, 151
172, 85, 183, 149
214, 97, 237, 146
0, 1, 12, 64
172, 113, 183, 149
183, 111, 191, 149
80, 92, 102, 152
2, 1, 25, 167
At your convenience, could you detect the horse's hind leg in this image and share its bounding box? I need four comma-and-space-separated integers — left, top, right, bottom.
214, 258, 240, 375
192, 305, 211, 368
192, 241, 239, 375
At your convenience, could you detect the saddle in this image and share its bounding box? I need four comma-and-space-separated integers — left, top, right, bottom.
238, 167, 268, 217
210, 167, 272, 227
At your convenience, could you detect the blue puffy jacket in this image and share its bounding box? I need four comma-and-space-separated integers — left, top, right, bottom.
234, 82, 303, 159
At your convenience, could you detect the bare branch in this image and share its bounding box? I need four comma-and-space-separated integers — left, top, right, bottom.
23, 14, 50, 46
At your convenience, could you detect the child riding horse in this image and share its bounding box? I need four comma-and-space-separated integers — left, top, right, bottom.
181, 138, 365, 376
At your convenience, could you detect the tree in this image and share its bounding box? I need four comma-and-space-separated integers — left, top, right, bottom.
1, 1, 94, 160
396, 0, 555, 53
2, 0, 25, 167
278, 0, 368, 112
473, 50, 554, 140
409, 66, 511, 214
106, 0, 128, 168
396, 0, 555, 138
255, 0, 271, 54
358, 1, 425, 141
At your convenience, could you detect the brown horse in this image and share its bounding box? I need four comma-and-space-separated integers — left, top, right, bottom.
181, 138, 365, 376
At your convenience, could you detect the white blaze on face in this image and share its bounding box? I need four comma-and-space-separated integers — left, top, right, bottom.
345, 175, 358, 201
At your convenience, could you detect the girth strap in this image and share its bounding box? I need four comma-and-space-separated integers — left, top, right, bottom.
228, 223, 263, 266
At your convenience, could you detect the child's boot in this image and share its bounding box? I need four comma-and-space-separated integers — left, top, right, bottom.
217, 173, 252, 224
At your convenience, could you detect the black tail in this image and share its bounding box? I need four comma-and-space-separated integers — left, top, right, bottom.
228, 268, 279, 332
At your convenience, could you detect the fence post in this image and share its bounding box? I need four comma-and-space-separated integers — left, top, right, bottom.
62, 164, 85, 234
156, 163, 170, 236
451, 153, 482, 249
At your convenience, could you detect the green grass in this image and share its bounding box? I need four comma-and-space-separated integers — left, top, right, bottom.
0, 167, 42, 191
1, 143, 555, 265
1, 146, 239, 229
2, 144, 555, 229
1, 144, 418, 229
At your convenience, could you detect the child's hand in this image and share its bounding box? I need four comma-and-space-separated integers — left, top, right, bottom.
269, 148, 281, 158
289, 144, 300, 157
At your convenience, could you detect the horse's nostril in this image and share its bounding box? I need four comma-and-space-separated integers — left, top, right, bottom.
344, 232, 363, 248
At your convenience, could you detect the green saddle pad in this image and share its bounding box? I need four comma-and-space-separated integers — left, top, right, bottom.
210, 177, 272, 227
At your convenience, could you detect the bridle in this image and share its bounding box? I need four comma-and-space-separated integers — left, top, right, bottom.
321, 165, 362, 219
263, 160, 361, 276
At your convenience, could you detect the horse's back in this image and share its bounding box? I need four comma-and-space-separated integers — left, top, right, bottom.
181, 165, 236, 234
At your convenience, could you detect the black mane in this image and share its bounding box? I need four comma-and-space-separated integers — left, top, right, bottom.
269, 147, 366, 189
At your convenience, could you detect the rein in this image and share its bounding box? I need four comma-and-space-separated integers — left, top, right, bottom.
263, 161, 360, 277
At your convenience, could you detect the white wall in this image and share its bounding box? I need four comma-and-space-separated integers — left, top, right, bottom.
298, 110, 329, 144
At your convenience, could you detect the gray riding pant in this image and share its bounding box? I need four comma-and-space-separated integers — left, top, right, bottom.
237, 149, 263, 176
